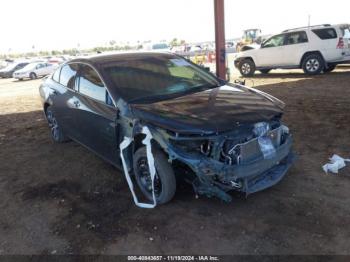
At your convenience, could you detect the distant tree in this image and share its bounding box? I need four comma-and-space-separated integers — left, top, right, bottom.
51, 50, 62, 56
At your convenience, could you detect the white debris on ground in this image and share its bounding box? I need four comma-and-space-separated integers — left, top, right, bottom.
322, 154, 350, 174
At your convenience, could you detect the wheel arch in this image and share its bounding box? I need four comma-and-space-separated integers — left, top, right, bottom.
43, 102, 52, 115
240, 56, 255, 64
300, 51, 325, 67
132, 133, 165, 154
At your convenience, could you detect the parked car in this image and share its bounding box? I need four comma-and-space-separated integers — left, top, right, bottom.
144, 43, 170, 52
0, 62, 29, 78
0, 60, 8, 69
234, 24, 350, 76
39, 52, 294, 205
13, 62, 57, 80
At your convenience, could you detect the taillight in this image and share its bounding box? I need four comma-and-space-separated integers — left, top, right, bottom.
337, 37, 344, 49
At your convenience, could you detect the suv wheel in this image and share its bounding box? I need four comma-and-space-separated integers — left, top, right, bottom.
45, 106, 70, 143
29, 72, 37, 80
133, 147, 176, 204
302, 54, 324, 75
239, 59, 255, 77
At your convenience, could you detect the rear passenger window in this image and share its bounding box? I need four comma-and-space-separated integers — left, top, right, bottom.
78, 65, 106, 103
312, 28, 337, 39
60, 64, 79, 89
52, 67, 61, 82
286, 31, 308, 45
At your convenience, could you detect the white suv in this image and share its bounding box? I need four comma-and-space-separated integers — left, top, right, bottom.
234, 24, 350, 76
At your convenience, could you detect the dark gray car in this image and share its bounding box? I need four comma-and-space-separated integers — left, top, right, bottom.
39, 52, 294, 204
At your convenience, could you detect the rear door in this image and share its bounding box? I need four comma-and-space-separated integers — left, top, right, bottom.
52, 63, 80, 140
73, 63, 119, 164
35, 63, 46, 76
280, 31, 309, 66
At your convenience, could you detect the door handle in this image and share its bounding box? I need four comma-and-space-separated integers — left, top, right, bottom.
51, 89, 58, 95
73, 100, 80, 108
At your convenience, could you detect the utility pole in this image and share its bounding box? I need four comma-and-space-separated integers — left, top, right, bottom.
214, 0, 226, 80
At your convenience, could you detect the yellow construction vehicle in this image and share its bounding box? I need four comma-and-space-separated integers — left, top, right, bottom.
236, 29, 262, 52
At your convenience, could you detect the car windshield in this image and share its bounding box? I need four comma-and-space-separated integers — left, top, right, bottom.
103, 55, 221, 103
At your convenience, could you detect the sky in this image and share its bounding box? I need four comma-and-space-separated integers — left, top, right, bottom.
1, 0, 349, 53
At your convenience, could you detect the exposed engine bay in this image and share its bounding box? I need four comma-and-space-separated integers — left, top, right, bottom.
150, 120, 294, 202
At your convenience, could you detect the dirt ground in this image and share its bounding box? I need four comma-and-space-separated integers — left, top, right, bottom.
0, 67, 350, 255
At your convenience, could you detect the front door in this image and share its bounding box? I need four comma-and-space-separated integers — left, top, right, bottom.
255, 34, 286, 67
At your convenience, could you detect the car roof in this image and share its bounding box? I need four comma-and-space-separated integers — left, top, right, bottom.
68, 51, 177, 67
64, 51, 182, 103
283, 23, 349, 33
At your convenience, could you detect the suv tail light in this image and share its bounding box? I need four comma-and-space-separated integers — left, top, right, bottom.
337, 37, 345, 49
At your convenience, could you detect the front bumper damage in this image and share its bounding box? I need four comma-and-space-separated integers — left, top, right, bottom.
152, 124, 295, 202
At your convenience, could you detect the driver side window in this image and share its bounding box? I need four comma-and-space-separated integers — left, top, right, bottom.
262, 34, 286, 48
78, 64, 109, 104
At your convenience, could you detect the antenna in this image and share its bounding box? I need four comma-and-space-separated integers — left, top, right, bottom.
308, 15, 311, 27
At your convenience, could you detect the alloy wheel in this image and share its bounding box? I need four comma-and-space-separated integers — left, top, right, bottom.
241, 63, 251, 75
136, 157, 162, 196
46, 111, 60, 141
306, 59, 320, 72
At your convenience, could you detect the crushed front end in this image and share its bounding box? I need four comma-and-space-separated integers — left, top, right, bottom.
153, 120, 294, 202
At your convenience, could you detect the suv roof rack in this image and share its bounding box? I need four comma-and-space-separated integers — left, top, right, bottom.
283, 24, 331, 32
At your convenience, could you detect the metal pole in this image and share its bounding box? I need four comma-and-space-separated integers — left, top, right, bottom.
214, 0, 226, 80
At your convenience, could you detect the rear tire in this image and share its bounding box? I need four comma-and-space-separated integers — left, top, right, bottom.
29, 72, 37, 80
238, 59, 256, 77
45, 106, 70, 143
133, 147, 176, 204
302, 54, 324, 75
323, 64, 336, 73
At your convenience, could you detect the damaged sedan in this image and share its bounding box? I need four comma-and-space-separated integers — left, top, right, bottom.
39, 52, 294, 205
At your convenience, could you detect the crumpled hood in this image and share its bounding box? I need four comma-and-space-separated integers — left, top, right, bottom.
130, 85, 284, 134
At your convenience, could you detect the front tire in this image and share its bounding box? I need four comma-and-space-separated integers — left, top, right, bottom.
302, 54, 324, 75
45, 106, 69, 143
238, 59, 256, 77
29, 72, 37, 80
133, 147, 176, 204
